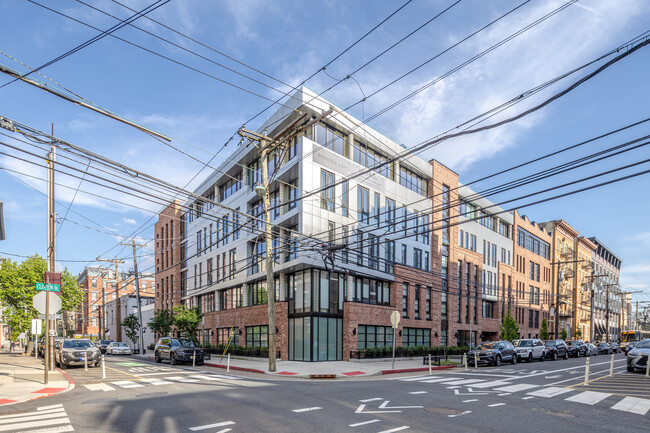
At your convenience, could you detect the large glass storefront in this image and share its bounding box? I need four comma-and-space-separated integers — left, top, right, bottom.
287, 269, 344, 361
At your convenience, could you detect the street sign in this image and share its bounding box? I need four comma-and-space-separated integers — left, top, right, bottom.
31, 319, 42, 335
33, 291, 62, 314
36, 283, 59, 292
390, 311, 401, 329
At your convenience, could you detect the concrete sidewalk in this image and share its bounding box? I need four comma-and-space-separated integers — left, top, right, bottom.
0, 351, 74, 406
136, 353, 457, 378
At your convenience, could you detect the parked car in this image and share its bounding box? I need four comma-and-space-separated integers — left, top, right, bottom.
597, 342, 612, 355
544, 339, 569, 360
566, 340, 588, 357
99, 340, 114, 354
626, 339, 650, 372
586, 343, 598, 356
154, 337, 204, 365
55, 338, 101, 369
513, 338, 546, 362
609, 342, 621, 354
466, 341, 516, 367
106, 342, 132, 356
624, 341, 639, 355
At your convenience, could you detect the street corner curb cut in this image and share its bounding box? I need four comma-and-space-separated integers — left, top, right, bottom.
27, 368, 76, 403
381, 365, 457, 375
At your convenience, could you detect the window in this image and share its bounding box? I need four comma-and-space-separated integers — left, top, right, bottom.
312, 122, 345, 155
517, 227, 550, 259
426, 288, 431, 320
285, 180, 298, 212
424, 251, 430, 272
353, 277, 390, 305
196, 231, 202, 257
373, 193, 380, 226
341, 181, 348, 217
209, 223, 213, 251
320, 170, 335, 212
353, 142, 392, 179
198, 262, 203, 288
357, 325, 394, 350
420, 214, 430, 244
368, 234, 379, 270
91, 292, 97, 302
206, 258, 213, 286
403, 327, 430, 347
91, 278, 97, 288
247, 160, 262, 189
216, 328, 239, 346
357, 186, 369, 223
223, 215, 230, 245
401, 244, 407, 265
248, 281, 268, 306
385, 198, 396, 232
482, 300, 494, 318
229, 249, 236, 279
414, 286, 420, 320
219, 286, 242, 310
385, 240, 395, 273
246, 325, 268, 348
356, 230, 364, 266
342, 226, 349, 263
219, 173, 242, 202
402, 283, 409, 318
413, 248, 422, 269
399, 166, 427, 195
233, 211, 240, 241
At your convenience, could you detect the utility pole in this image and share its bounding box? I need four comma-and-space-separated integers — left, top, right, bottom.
44, 125, 56, 384
97, 258, 124, 342
122, 240, 146, 355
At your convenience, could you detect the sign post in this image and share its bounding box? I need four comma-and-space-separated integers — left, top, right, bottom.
390, 311, 401, 370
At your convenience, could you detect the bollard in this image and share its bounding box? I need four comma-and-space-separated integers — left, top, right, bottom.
227, 353, 230, 373
463, 353, 468, 371
609, 354, 615, 377
474, 354, 478, 369
192, 354, 196, 368
84, 352, 88, 372
646, 358, 649, 378
583, 356, 590, 385
101, 355, 106, 379
428, 354, 432, 375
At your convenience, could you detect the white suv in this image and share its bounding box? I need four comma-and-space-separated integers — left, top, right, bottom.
513, 338, 546, 362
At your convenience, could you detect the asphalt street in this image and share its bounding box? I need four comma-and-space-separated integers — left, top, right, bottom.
0, 352, 647, 433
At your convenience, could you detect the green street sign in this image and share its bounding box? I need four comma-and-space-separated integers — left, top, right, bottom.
36, 283, 59, 292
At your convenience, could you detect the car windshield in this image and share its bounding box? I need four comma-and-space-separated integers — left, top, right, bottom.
63, 340, 93, 349
101, 340, 112, 345
179, 339, 196, 347
476, 342, 497, 350
567, 341, 580, 346
544, 341, 556, 347
598, 343, 608, 347
115, 342, 128, 347
514, 340, 532, 347
636, 340, 650, 349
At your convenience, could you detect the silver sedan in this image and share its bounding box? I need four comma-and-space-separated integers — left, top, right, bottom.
107, 342, 133, 355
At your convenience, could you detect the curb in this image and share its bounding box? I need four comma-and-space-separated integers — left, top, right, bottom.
203, 361, 266, 375
0, 368, 76, 407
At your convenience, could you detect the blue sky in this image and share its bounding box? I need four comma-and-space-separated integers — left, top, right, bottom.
1, 0, 649, 303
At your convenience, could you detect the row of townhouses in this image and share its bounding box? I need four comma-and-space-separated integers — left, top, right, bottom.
148, 88, 627, 361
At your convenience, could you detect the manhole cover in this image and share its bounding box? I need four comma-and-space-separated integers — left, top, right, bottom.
82, 398, 118, 405
135, 392, 168, 398
425, 407, 462, 415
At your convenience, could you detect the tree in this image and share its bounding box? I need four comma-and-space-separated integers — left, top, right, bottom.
122, 314, 140, 350
500, 310, 519, 341
148, 309, 174, 338
540, 318, 549, 340
0, 255, 83, 340
172, 305, 203, 343
574, 328, 582, 339
560, 328, 568, 340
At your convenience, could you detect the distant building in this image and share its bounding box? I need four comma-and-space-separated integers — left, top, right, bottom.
105, 294, 155, 348
76, 266, 155, 338
589, 237, 622, 341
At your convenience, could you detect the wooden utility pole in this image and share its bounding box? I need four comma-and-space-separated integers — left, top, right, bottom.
44, 125, 56, 384
122, 240, 147, 355
97, 258, 124, 342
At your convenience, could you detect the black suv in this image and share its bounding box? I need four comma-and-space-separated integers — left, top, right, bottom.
544, 339, 569, 360
566, 339, 588, 357
466, 341, 516, 367
154, 337, 205, 365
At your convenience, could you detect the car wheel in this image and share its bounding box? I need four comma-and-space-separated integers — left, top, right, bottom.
511, 354, 517, 365
59, 359, 67, 369
552, 351, 558, 361
540, 352, 545, 362
155, 352, 162, 363
495, 356, 501, 367
94, 360, 101, 368
564, 351, 569, 360
527, 353, 533, 363
170, 353, 178, 366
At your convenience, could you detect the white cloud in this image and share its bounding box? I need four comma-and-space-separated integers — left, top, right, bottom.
123, 218, 137, 224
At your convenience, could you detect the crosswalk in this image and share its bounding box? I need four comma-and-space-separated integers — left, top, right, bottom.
395, 375, 650, 416
0, 404, 73, 432
83, 373, 242, 392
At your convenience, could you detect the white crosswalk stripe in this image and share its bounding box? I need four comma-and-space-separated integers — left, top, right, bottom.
82, 374, 244, 393
610, 397, 650, 415
112, 380, 144, 389
494, 384, 539, 393
84, 383, 115, 392
565, 391, 611, 405
526, 387, 573, 398
166, 376, 199, 383
441, 379, 485, 386
140, 378, 173, 386
0, 404, 73, 432
470, 380, 512, 389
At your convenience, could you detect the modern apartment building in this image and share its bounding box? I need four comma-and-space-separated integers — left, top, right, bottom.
574, 236, 597, 340
76, 266, 155, 338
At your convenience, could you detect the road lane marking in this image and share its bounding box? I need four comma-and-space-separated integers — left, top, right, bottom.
448, 410, 471, 418
37, 405, 63, 411
521, 396, 535, 400
462, 399, 478, 403
488, 403, 506, 407
409, 391, 427, 394
494, 384, 539, 393
292, 407, 322, 413
359, 398, 383, 402
526, 387, 573, 398
470, 381, 512, 388
140, 378, 173, 385
0, 409, 64, 420
442, 379, 486, 386
189, 421, 235, 431
497, 393, 511, 396
565, 391, 611, 405
610, 397, 650, 415
377, 427, 409, 433
349, 420, 380, 427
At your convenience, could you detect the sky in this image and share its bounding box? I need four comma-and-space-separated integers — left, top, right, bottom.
0, 0, 649, 305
